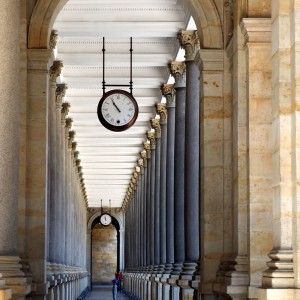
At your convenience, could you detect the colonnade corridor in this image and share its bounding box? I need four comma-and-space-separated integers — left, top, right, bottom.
2, 1, 300, 300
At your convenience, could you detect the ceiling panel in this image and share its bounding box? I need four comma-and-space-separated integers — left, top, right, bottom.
53, 0, 189, 208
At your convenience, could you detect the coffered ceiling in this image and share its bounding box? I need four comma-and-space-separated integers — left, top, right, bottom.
53, 0, 192, 208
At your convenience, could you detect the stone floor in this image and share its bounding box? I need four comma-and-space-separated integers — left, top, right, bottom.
85, 285, 129, 300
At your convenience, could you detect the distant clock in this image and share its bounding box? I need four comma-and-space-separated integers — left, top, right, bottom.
97, 89, 139, 132
100, 213, 112, 226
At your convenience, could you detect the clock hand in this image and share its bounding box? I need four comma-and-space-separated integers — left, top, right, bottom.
111, 99, 121, 113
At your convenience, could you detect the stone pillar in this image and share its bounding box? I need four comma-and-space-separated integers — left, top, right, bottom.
176, 30, 200, 300
168, 61, 186, 277
167, 62, 186, 300
144, 141, 152, 268
151, 119, 161, 271
162, 84, 176, 274
56, 84, 68, 267
0, 4, 27, 298
156, 103, 168, 272
147, 130, 156, 269
26, 49, 53, 298
49, 62, 63, 268
178, 30, 200, 275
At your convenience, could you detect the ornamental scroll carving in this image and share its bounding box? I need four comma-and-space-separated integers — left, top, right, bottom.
50, 60, 63, 83
61, 102, 70, 124
156, 103, 167, 125
68, 130, 76, 149
168, 61, 186, 88
178, 30, 200, 61
140, 150, 147, 167
151, 118, 161, 138
144, 141, 151, 159
56, 84, 68, 108
49, 30, 58, 50
161, 84, 175, 108
147, 131, 156, 149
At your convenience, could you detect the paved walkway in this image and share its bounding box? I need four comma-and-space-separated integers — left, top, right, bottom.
85, 286, 129, 300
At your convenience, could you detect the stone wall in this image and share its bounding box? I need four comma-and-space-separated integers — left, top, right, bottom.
92, 224, 118, 283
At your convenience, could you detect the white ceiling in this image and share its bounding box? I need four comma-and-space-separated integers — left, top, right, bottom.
54, 0, 191, 208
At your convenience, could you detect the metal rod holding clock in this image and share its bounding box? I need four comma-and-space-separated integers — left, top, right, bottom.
102, 37, 133, 95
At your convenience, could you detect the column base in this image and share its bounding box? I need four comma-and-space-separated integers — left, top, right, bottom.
0, 256, 31, 299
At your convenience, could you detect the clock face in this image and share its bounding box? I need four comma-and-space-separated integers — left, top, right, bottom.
100, 213, 112, 226
97, 89, 139, 132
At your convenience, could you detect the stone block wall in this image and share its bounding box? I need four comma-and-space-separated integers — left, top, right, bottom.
92, 224, 117, 283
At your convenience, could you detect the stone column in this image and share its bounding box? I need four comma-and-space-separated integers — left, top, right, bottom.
147, 131, 156, 269
0, 1, 29, 298
162, 84, 176, 275
254, 4, 300, 299
140, 150, 147, 268
168, 62, 186, 276
26, 49, 53, 297
56, 84, 68, 267
151, 119, 161, 271
144, 142, 152, 268
156, 103, 168, 272
178, 30, 201, 275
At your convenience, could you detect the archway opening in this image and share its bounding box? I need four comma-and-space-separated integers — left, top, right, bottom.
91, 216, 120, 285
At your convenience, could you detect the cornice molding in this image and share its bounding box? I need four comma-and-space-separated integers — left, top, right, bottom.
240, 18, 272, 46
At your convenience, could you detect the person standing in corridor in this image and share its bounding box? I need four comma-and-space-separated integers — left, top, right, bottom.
112, 279, 118, 300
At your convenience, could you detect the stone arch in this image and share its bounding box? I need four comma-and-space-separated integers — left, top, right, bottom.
87, 210, 124, 231
28, 0, 223, 49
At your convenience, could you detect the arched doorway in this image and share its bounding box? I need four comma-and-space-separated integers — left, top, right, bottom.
90, 215, 120, 285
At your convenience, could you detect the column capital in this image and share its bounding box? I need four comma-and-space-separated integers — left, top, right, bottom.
49, 30, 58, 50
138, 158, 144, 174
144, 141, 151, 158
178, 30, 200, 61
151, 119, 161, 138
161, 84, 175, 108
65, 118, 72, 139
49, 60, 63, 84
71, 143, 78, 157
156, 103, 168, 124
61, 102, 70, 124
56, 84, 68, 108
240, 18, 272, 46
168, 61, 186, 88
74, 150, 79, 161
140, 150, 147, 167
147, 130, 156, 149
68, 131, 76, 149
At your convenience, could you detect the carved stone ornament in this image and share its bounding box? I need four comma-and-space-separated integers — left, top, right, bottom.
50, 60, 63, 83
76, 159, 81, 168
168, 61, 186, 88
147, 131, 156, 149
49, 30, 58, 50
161, 84, 175, 107
224, 0, 234, 47
151, 118, 161, 138
72, 149, 79, 160
65, 117, 73, 130
178, 30, 200, 61
144, 141, 151, 159
138, 158, 144, 170
56, 84, 68, 108
61, 102, 70, 123
156, 103, 168, 124
68, 130, 76, 148
140, 150, 147, 167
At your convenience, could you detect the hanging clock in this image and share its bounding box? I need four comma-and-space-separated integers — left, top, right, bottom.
97, 89, 139, 132
100, 213, 112, 226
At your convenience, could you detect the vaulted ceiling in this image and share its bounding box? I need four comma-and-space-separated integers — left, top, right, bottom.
53, 0, 192, 208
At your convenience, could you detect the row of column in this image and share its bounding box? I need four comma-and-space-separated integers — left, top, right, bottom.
123, 30, 202, 298
46, 58, 88, 297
